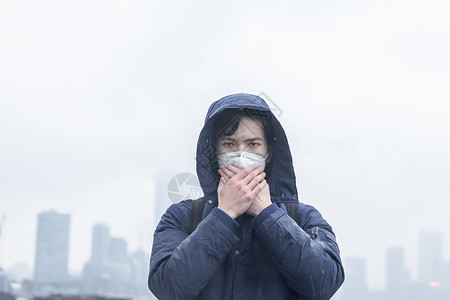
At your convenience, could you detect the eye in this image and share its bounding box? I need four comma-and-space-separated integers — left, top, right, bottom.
249, 142, 260, 147
223, 142, 234, 147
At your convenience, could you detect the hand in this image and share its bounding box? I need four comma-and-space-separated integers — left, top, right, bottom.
217, 163, 266, 219
246, 181, 271, 216
218, 164, 271, 217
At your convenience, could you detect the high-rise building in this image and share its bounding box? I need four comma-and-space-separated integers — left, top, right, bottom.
83, 224, 132, 295
128, 249, 149, 287
109, 237, 127, 263
341, 257, 369, 300
386, 246, 409, 299
91, 224, 110, 263
418, 231, 443, 284
33, 211, 70, 283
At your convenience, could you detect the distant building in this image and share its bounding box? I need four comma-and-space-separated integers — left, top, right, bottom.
91, 224, 110, 264
1, 268, 10, 292
128, 249, 150, 295
341, 257, 369, 300
108, 238, 127, 263
0, 291, 15, 300
385, 246, 409, 299
82, 224, 132, 296
5, 262, 32, 282
33, 211, 70, 283
418, 231, 443, 284
443, 262, 450, 290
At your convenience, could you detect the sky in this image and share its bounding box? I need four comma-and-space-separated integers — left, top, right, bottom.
1, 0, 450, 292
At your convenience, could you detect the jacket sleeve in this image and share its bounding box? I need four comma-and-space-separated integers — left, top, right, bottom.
251, 203, 345, 300
148, 200, 240, 300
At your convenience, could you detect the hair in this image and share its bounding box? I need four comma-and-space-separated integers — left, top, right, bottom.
210, 108, 274, 174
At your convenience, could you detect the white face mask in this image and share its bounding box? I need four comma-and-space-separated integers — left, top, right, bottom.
217, 151, 269, 169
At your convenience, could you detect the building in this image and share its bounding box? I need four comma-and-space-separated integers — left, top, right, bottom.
91, 224, 110, 264
108, 238, 127, 264
385, 246, 409, 299
341, 257, 369, 300
418, 231, 443, 284
33, 211, 70, 283
82, 224, 132, 296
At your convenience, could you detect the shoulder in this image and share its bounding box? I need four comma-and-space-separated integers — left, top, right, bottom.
298, 202, 341, 253
155, 199, 194, 234
297, 202, 334, 233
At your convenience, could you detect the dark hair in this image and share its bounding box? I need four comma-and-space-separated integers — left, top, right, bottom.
210, 108, 274, 174
212, 108, 273, 146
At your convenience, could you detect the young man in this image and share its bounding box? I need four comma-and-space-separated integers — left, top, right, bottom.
149, 93, 344, 300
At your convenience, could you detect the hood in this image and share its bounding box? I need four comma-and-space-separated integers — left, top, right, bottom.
196, 93, 299, 204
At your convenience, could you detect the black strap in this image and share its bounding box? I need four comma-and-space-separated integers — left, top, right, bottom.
284, 202, 300, 225
189, 197, 206, 234
189, 198, 300, 234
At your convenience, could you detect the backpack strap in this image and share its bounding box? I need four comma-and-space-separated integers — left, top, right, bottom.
284, 202, 300, 225
189, 197, 206, 234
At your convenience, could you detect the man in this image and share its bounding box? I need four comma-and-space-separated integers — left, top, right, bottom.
149, 93, 344, 300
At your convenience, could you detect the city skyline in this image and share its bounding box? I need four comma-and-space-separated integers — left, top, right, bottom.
338, 234, 450, 299
2, 207, 449, 297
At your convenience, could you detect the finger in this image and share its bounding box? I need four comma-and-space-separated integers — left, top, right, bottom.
219, 166, 234, 180
243, 165, 265, 185
235, 163, 261, 180
223, 164, 240, 175
247, 171, 266, 190
217, 177, 225, 193
250, 179, 267, 198
218, 168, 230, 181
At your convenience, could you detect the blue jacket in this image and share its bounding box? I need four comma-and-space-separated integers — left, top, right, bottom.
149, 94, 344, 300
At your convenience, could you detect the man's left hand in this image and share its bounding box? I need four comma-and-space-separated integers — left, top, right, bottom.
219, 164, 272, 216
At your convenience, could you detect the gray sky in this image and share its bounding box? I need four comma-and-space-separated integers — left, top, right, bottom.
1, 0, 450, 291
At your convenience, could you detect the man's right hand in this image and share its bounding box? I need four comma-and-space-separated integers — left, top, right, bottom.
217, 163, 266, 219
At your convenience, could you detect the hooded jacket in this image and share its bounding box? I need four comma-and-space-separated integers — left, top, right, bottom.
149, 94, 344, 300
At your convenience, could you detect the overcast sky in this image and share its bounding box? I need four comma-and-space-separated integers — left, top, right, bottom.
1, 0, 450, 292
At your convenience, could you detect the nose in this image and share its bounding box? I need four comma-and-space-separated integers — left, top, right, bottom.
237, 143, 246, 151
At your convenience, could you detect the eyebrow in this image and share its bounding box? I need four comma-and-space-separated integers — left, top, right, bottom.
221, 137, 263, 142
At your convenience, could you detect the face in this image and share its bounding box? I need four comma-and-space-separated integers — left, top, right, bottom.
216, 116, 270, 159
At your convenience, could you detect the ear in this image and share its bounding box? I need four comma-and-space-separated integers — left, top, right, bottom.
265, 146, 273, 163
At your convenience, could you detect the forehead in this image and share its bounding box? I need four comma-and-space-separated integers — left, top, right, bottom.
226, 116, 264, 138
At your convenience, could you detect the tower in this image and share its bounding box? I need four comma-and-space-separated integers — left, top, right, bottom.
91, 224, 110, 263
418, 231, 443, 284
33, 211, 70, 283
386, 246, 409, 299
